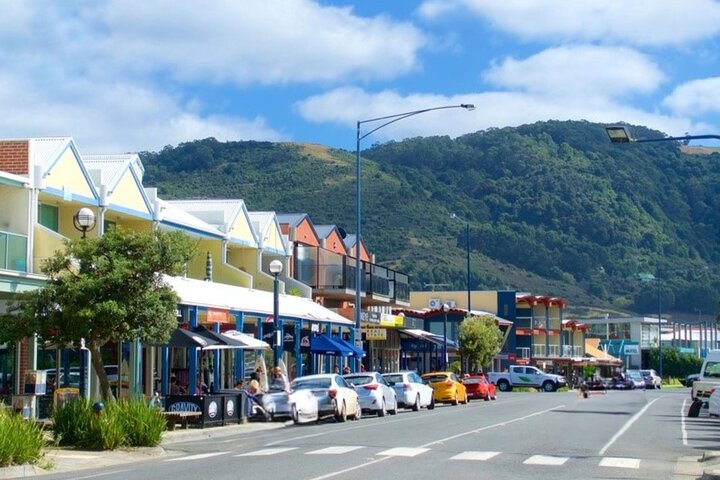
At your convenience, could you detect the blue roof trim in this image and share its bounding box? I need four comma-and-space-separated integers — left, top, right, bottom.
160, 220, 224, 239
44, 141, 99, 200
42, 187, 99, 206
105, 203, 153, 220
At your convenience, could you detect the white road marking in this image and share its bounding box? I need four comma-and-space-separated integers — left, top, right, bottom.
52, 454, 101, 459
72, 471, 131, 480
237, 447, 297, 456
307, 446, 364, 455
524, 455, 568, 466
681, 397, 688, 446
599, 457, 641, 469
377, 447, 429, 457
166, 452, 230, 462
598, 397, 659, 455
451, 451, 501, 461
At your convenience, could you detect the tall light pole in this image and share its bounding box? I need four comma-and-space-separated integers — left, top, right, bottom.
352, 103, 475, 372
605, 126, 720, 144
269, 259, 283, 368
72, 207, 96, 399
442, 303, 450, 370
638, 273, 662, 380
451, 213, 471, 313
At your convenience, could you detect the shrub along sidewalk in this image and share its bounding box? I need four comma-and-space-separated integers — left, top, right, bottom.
0, 407, 45, 468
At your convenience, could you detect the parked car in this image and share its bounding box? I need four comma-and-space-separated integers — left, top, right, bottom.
464, 374, 497, 401
610, 372, 634, 390
261, 384, 294, 421
421, 372, 468, 405
709, 387, 720, 417
626, 370, 646, 389
682, 373, 700, 388
640, 369, 661, 389
287, 374, 361, 424
382, 371, 435, 411
344, 372, 398, 416
487, 365, 566, 392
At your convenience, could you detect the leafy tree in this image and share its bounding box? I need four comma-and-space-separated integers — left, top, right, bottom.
457, 316, 503, 373
645, 347, 703, 379
0, 227, 196, 400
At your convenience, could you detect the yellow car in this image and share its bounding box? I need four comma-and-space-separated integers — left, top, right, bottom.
421, 372, 468, 405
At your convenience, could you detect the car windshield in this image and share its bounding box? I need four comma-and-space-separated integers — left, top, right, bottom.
627, 372, 642, 380
704, 362, 720, 378
291, 378, 331, 390
345, 375, 373, 386
383, 374, 403, 384
423, 374, 449, 383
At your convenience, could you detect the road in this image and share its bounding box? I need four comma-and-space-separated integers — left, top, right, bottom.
43, 388, 710, 480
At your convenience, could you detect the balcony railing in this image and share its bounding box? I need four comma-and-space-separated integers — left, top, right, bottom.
532, 344, 584, 358
517, 347, 530, 359
0, 230, 27, 273
294, 245, 409, 303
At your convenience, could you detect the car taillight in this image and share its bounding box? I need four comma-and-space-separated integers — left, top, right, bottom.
328, 388, 337, 399
363, 384, 379, 390
403, 383, 411, 391
446, 380, 453, 387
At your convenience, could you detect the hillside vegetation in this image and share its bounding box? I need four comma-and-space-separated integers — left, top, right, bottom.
140, 121, 720, 317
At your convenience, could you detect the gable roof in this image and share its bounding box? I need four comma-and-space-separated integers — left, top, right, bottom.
30, 137, 99, 202
167, 199, 258, 247
248, 211, 287, 255
156, 199, 225, 239
276, 213, 308, 228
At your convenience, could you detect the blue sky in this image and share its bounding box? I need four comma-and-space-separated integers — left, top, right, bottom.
2, 0, 720, 154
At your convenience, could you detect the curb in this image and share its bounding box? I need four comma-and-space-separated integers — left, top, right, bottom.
160, 420, 287, 445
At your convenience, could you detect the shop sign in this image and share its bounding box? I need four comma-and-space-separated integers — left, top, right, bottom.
379, 313, 397, 327
363, 328, 387, 340
360, 311, 381, 324
623, 344, 640, 355
205, 308, 229, 323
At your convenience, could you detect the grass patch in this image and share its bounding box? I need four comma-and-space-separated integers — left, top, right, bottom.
0, 407, 45, 467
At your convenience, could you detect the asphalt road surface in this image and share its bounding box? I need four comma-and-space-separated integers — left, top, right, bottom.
42, 388, 713, 480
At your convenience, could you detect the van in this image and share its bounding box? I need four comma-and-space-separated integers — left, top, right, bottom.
688, 350, 720, 417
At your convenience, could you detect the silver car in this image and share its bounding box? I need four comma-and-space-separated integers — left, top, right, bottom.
382, 371, 435, 411
344, 372, 398, 417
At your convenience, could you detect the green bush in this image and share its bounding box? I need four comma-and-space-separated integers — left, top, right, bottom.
53, 398, 165, 450
0, 408, 45, 467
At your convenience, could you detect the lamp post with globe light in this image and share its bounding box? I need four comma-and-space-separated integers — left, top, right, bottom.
352, 103, 475, 372
72, 207, 96, 398
270, 259, 283, 368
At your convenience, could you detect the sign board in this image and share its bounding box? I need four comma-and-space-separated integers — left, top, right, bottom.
623, 344, 640, 355
23, 370, 47, 395
54, 387, 80, 410
363, 328, 387, 340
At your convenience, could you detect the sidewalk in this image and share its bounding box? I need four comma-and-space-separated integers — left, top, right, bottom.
0, 421, 286, 479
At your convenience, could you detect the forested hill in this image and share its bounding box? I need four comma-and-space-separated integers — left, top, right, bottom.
140, 121, 720, 318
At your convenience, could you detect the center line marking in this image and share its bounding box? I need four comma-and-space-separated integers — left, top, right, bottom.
681, 397, 688, 446
599, 397, 659, 456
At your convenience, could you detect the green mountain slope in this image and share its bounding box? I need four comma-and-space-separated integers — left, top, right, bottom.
140, 121, 720, 316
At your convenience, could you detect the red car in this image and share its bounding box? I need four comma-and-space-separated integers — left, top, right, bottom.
464, 375, 497, 401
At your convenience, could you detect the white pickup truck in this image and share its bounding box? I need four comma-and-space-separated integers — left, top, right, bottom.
688, 350, 720, 417
487, 365, 567, 392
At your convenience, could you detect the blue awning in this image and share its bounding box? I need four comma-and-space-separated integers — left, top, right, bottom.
310, 335, 354, 357
332, 336, 365, 358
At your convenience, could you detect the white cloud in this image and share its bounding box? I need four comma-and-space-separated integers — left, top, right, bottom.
297, 86, 698, 143
663, 77, 720, 116
484, 45, 664, 98
418, 0, 720, 46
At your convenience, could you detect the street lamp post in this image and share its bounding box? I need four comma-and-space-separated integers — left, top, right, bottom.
451, 213, 471, 313
269, 259, 283, 368
605, 125, 720, 144
638, 273, 663, 380
72, 207, 96, 399
353, 103, 475, 372
442, 303, 450, 370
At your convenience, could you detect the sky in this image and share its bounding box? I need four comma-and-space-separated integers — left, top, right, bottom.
1, 0, 720, 154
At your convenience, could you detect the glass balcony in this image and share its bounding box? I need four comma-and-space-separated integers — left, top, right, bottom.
0, 230, 27, 273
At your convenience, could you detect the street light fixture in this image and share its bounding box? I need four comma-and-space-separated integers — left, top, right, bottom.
451, 213, 471, 313
637, 273, 663, 380
442, 303, 450, 370
73, 207, 96, 239
605, 125, 720, 144
269, 259, 283, 368
353, 103, 475, 372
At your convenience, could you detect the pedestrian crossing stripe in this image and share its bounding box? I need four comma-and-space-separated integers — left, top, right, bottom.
599, 457, 641, 469
237, 447, 298, 456
307, 446, 364, 455
377, 447, 430, 457
166, 452, 230, 462
451, 451, 501, 461
524, 455, 569, 466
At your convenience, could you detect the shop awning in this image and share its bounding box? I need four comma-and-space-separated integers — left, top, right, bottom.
166, 328, 221, 350
221, 330, 270, 350
310, 335, 355, 357
332, 336, 365, 357
585, 339, 622, 364
164, 275, 352, 325
399, 329, 458, 351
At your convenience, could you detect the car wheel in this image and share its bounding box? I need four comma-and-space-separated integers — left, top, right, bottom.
452, 393, 459, 406
291, 405, 300, 425
688, 399, 702, 418
497, 380, 511, 392
389, 397, 398, 415
483, 393, 490, 401
428, 396, 435, 410
378, 400, 387, 417
412, 395, 421, 412
542, 381, 556, 393
353, 402, 362, 421
335, 400, 347, 423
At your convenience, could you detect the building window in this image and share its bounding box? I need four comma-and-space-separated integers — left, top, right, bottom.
38, 204, 59, 232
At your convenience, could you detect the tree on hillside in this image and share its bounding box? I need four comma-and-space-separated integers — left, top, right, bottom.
457, 316, 503, 373
0, 227, 196, 400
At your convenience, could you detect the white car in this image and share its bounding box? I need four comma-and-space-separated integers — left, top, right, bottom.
640, 369, 662, 389
344, 372, 398, 416
288, 374, 361, 424
709, 387, 720, 417
382, 371, 435, 411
